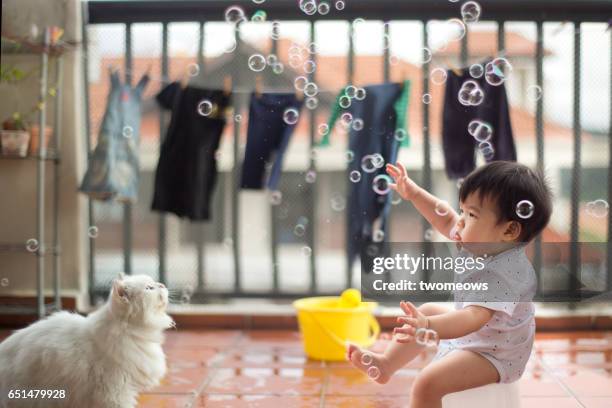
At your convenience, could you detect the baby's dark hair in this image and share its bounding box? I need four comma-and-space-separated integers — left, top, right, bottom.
458, 161, 552, 242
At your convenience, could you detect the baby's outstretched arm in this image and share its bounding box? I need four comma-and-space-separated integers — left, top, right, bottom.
394, 302, 494, 341
386, 162, 459, 239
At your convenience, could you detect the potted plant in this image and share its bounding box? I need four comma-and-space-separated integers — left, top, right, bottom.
1, 112, 30, 157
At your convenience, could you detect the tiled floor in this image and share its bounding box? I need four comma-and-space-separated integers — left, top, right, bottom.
1, 329, 611, 407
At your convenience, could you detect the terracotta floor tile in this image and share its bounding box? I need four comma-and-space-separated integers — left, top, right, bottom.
164, 330, 242, 348
165, 346, 220, 369
518, 369, 571, 397
205, 367, 326, 395
577, 397, 612, 408
519, 397, 582, 408
219, 348, 326, 368
236, 330, 304, 347
551, 369, 612, 397
194, 394, 320, 407
136, 393, 193, 408
323, 395, 412, 407
151, 365, 210, 394
325, 367, 416, 396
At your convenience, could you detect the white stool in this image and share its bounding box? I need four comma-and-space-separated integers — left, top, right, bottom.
442, 381, 520, 408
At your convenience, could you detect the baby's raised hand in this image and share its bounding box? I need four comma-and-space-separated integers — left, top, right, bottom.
393, 301, 429, 344
386, 162, 419, 201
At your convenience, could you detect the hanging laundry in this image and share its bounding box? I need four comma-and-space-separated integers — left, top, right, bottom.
325, 81, 411, 265
442, 68, 516, 179
240, 92, 303, 190
79, 69, 149, 202
151, 82, 231, 221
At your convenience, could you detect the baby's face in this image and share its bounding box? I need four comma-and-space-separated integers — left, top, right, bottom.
453, 191, 518, 251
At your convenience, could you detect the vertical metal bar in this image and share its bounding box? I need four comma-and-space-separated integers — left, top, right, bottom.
37, 27, 50, 318
81, 2, 96, 303
270, 23, 280, 293
534, 21, 544, 293
232, 27, 242, 292
346, 20, 355, 289
608, 28, 612, 292
307, 21, 317, 293
460, 23, 469, 67
383, 21, 390, 83
159, 23, 169, 285
123, 23, 133, 275
498, 21, 506, 53
53, 55, 64, 310
196, 21, 206, 291
570, 22, 581, 297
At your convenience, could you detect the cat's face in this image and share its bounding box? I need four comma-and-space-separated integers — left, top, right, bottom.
110, 274, 173, 329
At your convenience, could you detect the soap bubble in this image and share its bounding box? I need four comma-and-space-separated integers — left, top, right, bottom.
304, 82, 319, 97
469, 63, 484, 78
0, 278, 8, 287
302, 246, 312, 257
586, 199, 609, 218
341, 112, 353, 126
352, 118, 364, 131
467, 87, 484, 105
294, 224, 306, 237
424, 229, 434, 241
306, 97, 319, 110
335, 0, 345, 10
187, 63, 200, 77
527, 85, 543, 102
367, 366, 381, 380
300, 0, 317, 15
422, 93, 432, 104
270, 21, 281, 40
197, 99, 213, 116
318, 2, 330, 15
272, 62, 284, 74
372, 174, 393, 195
283, 108, 300, 125
461, 1, 481, 23
88, 226, 99, 238
468, 120, 493, 142
456, 178, 464, 188
294, 76, 308, 91
415, 328, 440, 347
305, 170, 317, 183
289, 54, 303, 69
516, 200, 535, 219
349, 170, 362, 183
303, 60, 316, 74
371, 153, 385, 169
355, 88, 367, 100
251, 10, 267, 22
446, 18, 467, 41
345, 85, 357, 98
269, 190, 282, 205
225, 5, 247, 25
389, 55, 400, 66
331, 193, 346, 211
373, 229, 385, 242
346, 150, 354, 162
435, 201, 450, 216
485, 58, 513, 86
458, 80, 484, 106
248, 54, 266, 72
420, 47, 433, 64
26, 238, 39, 252
122, 126, 134, 139
234, 114, 242, 122
394, 128, 407, 142
266, 54, 277, 65
361, 155, 377, 173
480, 143, 495, 161
430, 67, 448, 85
253, 0, 266, 4
339, 95, 352, 108
318, 123, 329, 135
361, 352, 373, 366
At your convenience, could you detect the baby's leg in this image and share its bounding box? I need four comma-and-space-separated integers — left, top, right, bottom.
347, 303, 449, 384
409, 349, 500, 408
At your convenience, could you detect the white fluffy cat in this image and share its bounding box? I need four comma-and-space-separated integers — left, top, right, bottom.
0, 273, 174, 408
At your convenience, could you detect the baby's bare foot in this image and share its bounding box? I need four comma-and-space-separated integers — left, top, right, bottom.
346, 343, 392, 384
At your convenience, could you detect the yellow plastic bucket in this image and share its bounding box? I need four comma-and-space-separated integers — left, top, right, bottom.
293, 296, 380, 361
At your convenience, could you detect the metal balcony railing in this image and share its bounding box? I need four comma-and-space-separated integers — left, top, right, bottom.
83, 0, 612, 303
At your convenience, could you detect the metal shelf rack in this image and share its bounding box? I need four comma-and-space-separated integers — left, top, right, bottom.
0, 27, 68, 318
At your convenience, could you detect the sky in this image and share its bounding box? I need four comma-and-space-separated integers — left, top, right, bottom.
88, 11, 611, 133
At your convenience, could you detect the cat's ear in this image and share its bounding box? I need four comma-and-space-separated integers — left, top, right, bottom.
117, 272, 125, 280
113, 279, 129, 302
